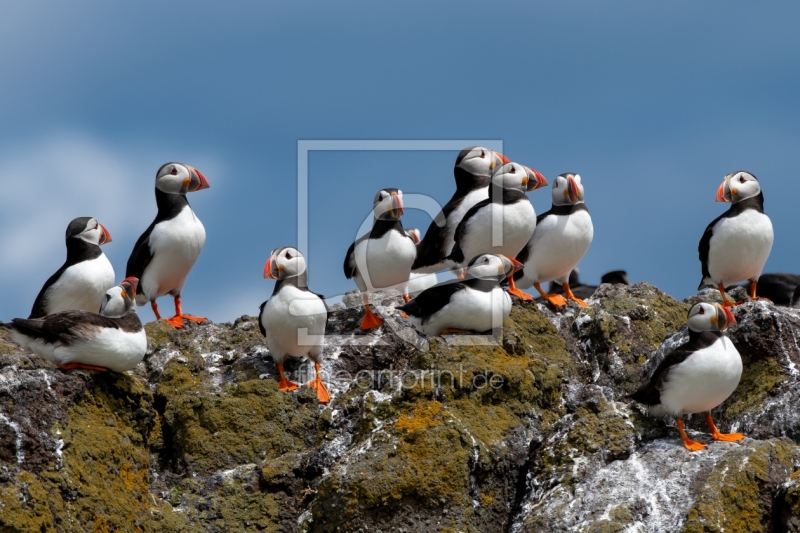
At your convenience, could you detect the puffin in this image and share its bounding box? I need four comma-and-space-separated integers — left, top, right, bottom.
29, 217, 114, 318
792, 285, 800, 308
731, 273, 800, 307
344, 188, 417, 330
259, 246, 330, 403
412, 147, 509, 274
126, 162, 210, 328
398, 254, 522, 336
405, 229, 438, 297
448, 162, 547, 301
514, 173, 593, 307
698, 171, 773, 307
630, 301, 742, 451
4, 277, 147, 372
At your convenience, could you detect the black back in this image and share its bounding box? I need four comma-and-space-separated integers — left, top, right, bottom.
698, 193, 765, 289
11, 310, 142, 346
29, 218, 103, 318
398, 277, 498, 324
126, 188, 191, 294
629, 330, 723, 406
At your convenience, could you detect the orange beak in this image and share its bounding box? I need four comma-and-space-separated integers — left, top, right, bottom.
526, 167, 548, 191
407, 229, 421, 244
721, 305, 736, 328
568, 176, 579, 203
264, 257, 276, 279
715, 179, 729, 203
121, 276, 139, 295
392, 193, 404, 217
99, 224, 112, 245
508, 256, 524, 274
188, 166, 211, 192
495, 152, 510, 165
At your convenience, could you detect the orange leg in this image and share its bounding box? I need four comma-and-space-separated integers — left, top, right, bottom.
306, 362, 331, 404
507, 276, 533, 301
676, 418, 707, 451
403, 294, 411, 303
704, 412, 745, 442
360, 294, 383, 330
563, 283, 589, 308
164, 296, 207, 329
749, 281, 771, 302
151, 301, 162, 320
533, 282, 567, 307
57, 363, 108, 372
277, 363, 298, 392
717, 284, 739, 307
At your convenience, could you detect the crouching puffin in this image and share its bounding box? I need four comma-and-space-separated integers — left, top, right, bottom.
126, 162, 210, 328
398, 254, 522, 336
630, 302, 742, 451
260, 247, 330, 403
448, 162, 547, 301
4, 278, 147, 372
698, 171, 773, 306
344, 189, 417, 330
514, 173, 593, 307
413, 147, 509, 274
30, 217, 114, 318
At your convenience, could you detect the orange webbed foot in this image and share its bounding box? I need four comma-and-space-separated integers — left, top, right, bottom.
544, 294, 568, 307
712, 432, 745, 442
307, 379, 331, 404
181, 314, 207, 323
163, 316, 185, 329
569, 297, 589, 308
682, 439, 708, 452
360, 310, 384, 330
278, 378, 299, 392
57, 363, 108, 372
507, 288, 534, 301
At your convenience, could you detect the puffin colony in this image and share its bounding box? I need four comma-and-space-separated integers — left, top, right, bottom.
0, 151, 778, 451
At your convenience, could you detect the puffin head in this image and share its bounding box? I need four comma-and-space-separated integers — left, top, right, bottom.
466, 254, 523, 280
264, 246, 307, 280
551, 173, 584, 206
100, 277, 139, 317
155, 163, 210, 195
491, 162, 548, 193
687, 301, 736, 332
405, 228, 422, 245
715, 171, 761, 204
454, 146, 510, 178
67, 217, 112, 246
372, 188, 404, 220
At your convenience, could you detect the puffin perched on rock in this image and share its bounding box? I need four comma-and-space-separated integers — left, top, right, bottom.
399, 254, 522, 336
514, 173, 593, 307
698, 171, 773, 306
448, 162, 547, 301
126, 163, 210, 328
630, 302, 742, 451
30, 217, 114, 318
412, 147, 509, 274
260, 247, 329, 403
5, 278, 147, 372
344, 188, 416, 330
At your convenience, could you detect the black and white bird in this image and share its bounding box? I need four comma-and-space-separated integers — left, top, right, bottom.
732, 273, 800, 307
126, 162, 210, 328
5, 277, 147, 372
630, 302, 742, 451
448, 162, 547, 301
412, 147, 509, 274
514, 173, 593, 307
405, 228, 438, 297
29, 217, 114, 318
344, 189, 417, 330
259, 247, 329, 403
398, 254, 522, 336
698, 171, 773, 306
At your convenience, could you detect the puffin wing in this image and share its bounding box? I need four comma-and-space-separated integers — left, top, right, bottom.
126, 222, 157, 294
697, 211, 727, 289
397, 280, 467, 319
257, 301, 267, 337
343, 241, 357, 279
10, 311, 120, 346
449, 198, 491, 264
412, 197, 459, 269
29, 264, 69, 318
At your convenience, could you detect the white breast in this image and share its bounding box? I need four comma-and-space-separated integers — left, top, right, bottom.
407, 272, 439, 298
521, 210, 593, 285
458, 201, 535, 264
260, 285, 327, 363
707, 209, 773, 286
141, 206, 206, 302
656, 336, 742, 417
409, 286, 511, 336
44, 254, 115, 314
353, 230, 417, 292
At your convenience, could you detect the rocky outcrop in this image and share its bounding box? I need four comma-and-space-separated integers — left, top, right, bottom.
1, 282, 800, 532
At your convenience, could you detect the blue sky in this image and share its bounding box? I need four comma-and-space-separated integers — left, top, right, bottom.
1, 1, 799, 323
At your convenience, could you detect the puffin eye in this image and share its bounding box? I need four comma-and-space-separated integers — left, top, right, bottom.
697, 307, 704, 315
480, 150, 485, 158
285, 251, 292, 259
739, 176, 745, 183
510, 166, 516, 174
171, 167, 178, 175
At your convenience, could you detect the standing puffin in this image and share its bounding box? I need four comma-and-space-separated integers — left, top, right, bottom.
630, 302, 742, 451
126, 162, 210, 328
448, 162, 547, 301
398, 254, 522, 336
412, 147, 509, 274
29, 217, 114, 318
344, 188, 417, 330
5, 277, 147, 372
698, 171, 773, 306
514, 173, 593, 307
259, 247, 329, 403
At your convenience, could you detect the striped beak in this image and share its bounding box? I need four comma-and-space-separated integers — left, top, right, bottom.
525, 167, 548, 191
187, 166, 211, 192
715, 303, 736, 329
715, 177, 731, 203
120, 276, 139, 297
568, 176, 580, 203
392, 192, 404, 218
264, 256, 278, 279
99, 224, 112, 245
